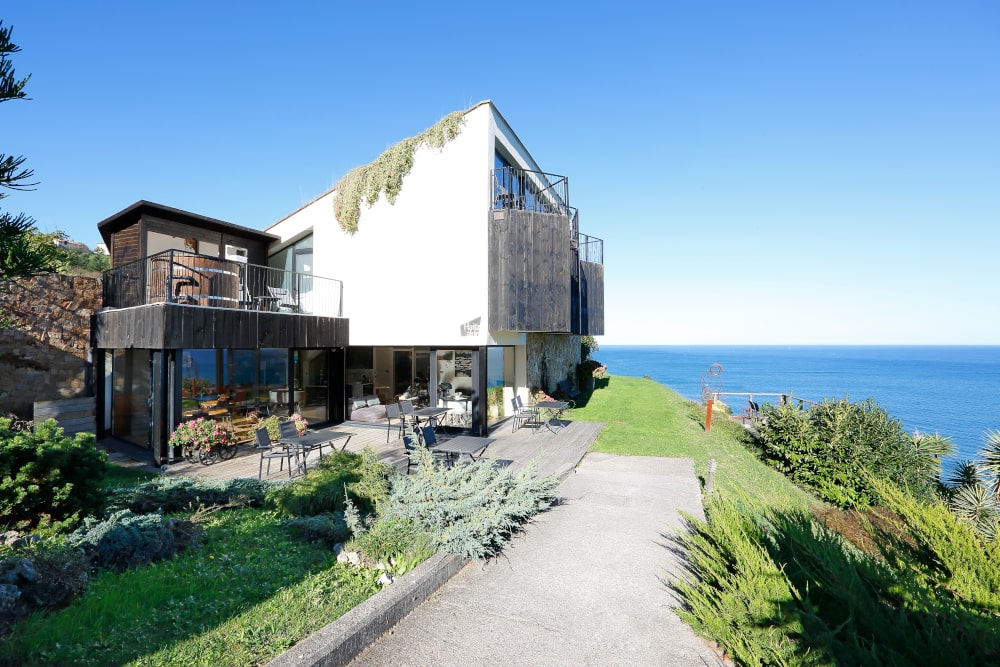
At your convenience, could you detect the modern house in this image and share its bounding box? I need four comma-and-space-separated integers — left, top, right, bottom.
89, 101, 603, 462
92, 201, 349, 465
266, 100, 604, 436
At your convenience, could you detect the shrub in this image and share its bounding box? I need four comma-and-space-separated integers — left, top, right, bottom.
267, 448, 391, 517
284, 513, 350, 546
0, 545, 89, 636
0, 418, 107, 531
66, 509, 199, 571
107, 476, 271, 514
348, 517, 436, 574
671, 493, 1000, 666
383, 450, 558, 560
754, 398, 943, 509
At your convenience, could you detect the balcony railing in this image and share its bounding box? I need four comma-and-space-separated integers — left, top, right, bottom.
493, 167, 604, 266
578, 232, 604, 265
492, 166, 573, 217
102, 250, 344, 317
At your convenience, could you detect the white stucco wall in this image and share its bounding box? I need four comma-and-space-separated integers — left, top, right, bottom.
267, 102, 560, 352
269, 103, 504, 347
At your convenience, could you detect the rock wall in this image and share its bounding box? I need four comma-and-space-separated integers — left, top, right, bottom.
0, 275, 101, 419
526, 333, 580, 394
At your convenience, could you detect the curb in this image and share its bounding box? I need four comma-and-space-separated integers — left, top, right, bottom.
267, 551, 468, 667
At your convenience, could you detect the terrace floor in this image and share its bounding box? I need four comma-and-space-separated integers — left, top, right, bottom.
105, 418, 604, 482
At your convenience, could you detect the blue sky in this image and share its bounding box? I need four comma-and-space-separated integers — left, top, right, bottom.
4, 2, 998, 344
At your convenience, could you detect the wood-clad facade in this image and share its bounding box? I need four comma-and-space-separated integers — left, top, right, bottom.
93, 201, 350, 465
488, 208, 605, 336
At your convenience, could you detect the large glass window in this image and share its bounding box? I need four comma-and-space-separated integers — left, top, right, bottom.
295, 349, 329, 422
112, 348, 151, 446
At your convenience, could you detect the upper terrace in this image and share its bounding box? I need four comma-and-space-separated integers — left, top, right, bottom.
489, 166, 605, 335
93, 201, 348, 350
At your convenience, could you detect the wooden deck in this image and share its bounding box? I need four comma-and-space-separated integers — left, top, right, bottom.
136, 417, 604, 482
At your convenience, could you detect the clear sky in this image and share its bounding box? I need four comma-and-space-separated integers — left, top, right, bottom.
3, 2, 998, 345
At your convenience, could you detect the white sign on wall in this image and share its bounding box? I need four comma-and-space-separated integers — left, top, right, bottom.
460, 317, 481, 337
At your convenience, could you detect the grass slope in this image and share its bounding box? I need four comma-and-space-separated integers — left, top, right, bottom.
569, 375, 816, 512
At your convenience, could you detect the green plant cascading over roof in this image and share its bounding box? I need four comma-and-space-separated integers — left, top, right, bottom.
332, 110, 467, 234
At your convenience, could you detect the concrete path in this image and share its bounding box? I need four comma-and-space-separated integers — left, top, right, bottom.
349, 453, 724, 666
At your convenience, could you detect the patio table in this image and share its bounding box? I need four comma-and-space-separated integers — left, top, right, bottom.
432, 435, 495, 463
411, 406, 450, 431
534, 400, 569, 434
286, 430, 354, 474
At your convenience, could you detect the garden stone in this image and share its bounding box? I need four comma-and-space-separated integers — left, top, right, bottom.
2, 531, 20, 547
377, 572, 394, 586
0, 557, 38, 584
337, 549, 361, 567
0, 583, 21, 609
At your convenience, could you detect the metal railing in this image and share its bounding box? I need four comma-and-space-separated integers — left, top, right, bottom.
102, 249, 343, 317
577, 232, 604, 265
492, 166, 573, 217
493, 167, 604, 266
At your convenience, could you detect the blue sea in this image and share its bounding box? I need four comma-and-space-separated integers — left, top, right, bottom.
595, 346, 1000, 465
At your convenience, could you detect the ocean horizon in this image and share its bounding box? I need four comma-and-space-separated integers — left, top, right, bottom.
594, 345, 1000, 466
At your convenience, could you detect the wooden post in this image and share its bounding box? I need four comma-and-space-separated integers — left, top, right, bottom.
705, 398, 713, 432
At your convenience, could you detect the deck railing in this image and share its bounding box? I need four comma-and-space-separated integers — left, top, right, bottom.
102, 250, 344, 317
492, 166, 573, 217
492, 167, 604, 266
578, 232, 604, 265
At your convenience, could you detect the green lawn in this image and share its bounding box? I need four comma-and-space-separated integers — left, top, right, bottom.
1, 509, 380, 666
569, 375, 817, 512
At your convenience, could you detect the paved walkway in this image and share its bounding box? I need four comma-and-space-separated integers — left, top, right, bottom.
349, 453, 725, 666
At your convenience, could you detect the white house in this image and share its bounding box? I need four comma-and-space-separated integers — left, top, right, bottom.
266, 101, 604, 435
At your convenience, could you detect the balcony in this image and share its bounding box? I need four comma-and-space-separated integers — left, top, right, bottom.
102, 249, 343, 318
489, 168, 605, 335
95, 249, 349, 351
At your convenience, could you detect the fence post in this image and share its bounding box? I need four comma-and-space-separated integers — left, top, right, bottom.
705, 398, 713, 432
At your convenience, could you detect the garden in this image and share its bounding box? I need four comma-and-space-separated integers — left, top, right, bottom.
569, 379, 1000, 666
0, 417, 558, 666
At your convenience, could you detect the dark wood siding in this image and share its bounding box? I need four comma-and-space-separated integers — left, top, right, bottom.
488, 209, 572, 332
111, 225, 141, 267
579, 260, 605, 335
142, 215, 270, 261
93, 304, 348, 350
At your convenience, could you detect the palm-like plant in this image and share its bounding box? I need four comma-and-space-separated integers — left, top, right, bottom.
980, 429, 1000, 499
946, 460, 983, 489
949, 482, 999, 542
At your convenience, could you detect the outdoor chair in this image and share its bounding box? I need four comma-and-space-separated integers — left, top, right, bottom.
742, 400, 761, 425
256, 427, 298, 479
266, 286, 299, 312
279, 420, 298, 440
511, 395, 540, 432
398, 399, 417, 426
385, 402, 406, 442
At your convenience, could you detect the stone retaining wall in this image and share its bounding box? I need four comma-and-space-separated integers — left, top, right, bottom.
526, 333, 580, 394
0, 274, 101, 419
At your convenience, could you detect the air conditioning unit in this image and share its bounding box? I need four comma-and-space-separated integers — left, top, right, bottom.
225, 245, 248, 263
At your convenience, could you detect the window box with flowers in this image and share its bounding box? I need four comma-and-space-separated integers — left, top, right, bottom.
170, 417, 236, 464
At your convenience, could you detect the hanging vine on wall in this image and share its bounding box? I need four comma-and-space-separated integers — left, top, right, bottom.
332, 110, 467, 234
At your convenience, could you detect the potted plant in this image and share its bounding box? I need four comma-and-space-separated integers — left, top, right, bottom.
169, 417, 233, 463
289, 413, 309, 435
487, 386, 504, 419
